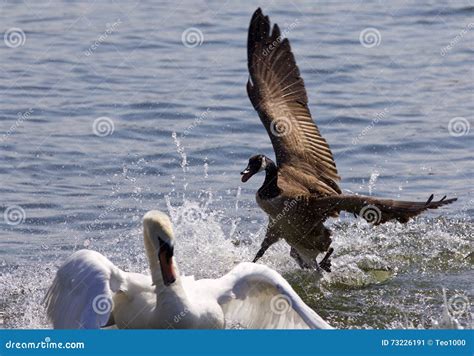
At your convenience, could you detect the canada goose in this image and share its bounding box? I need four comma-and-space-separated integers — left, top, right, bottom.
241, 9, 457, 271
44, 210, 332, 329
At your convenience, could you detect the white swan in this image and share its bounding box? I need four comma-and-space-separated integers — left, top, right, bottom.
44, 210, 332, 329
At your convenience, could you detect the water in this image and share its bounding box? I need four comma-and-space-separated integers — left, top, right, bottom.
0, 1, 472, 329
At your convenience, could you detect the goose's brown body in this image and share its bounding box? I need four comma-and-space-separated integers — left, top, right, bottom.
243, 9, 457, 270
255, 171, 333, 265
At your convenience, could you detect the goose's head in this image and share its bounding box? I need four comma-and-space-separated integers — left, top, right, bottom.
143, 210, 176, 286
241, 154, 270, 182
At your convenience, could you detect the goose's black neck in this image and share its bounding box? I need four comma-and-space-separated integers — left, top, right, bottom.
258, 159, 281, 199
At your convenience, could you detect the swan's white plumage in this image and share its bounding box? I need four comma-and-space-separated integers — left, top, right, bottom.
44, 250, 126, 329
209, 262, 332, 329
44, 211, 332, 330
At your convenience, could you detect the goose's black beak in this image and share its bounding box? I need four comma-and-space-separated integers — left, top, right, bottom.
158, 239, 176, 286
241, 155, 265, 182
240, 167, 253, 182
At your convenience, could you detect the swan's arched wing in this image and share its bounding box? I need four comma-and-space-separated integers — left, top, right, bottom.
44, 249, 126, 329
247, 8, 340, 195
213, 262, 332, 329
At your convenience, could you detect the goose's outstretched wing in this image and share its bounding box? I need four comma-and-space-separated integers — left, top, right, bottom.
302, 194, 457, 225
44, 249, 126, 329
247, 8, 340, 195
212, 262, 333, 329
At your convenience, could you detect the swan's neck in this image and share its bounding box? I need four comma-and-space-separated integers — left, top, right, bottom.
258, 159, 280, 199
143, 233, 180, 287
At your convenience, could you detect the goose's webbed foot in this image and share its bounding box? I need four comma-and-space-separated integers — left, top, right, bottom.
318, 248, 334, 273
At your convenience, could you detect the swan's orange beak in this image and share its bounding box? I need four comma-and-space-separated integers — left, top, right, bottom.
158, 241, 176, 286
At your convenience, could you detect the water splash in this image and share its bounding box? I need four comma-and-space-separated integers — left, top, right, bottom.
228, 186, 242, 242
431, 289, 464, 329
172, 131, 188, 174
203, 157, 209, 179
1, 145, 472, 329
367, 170, 379, 195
